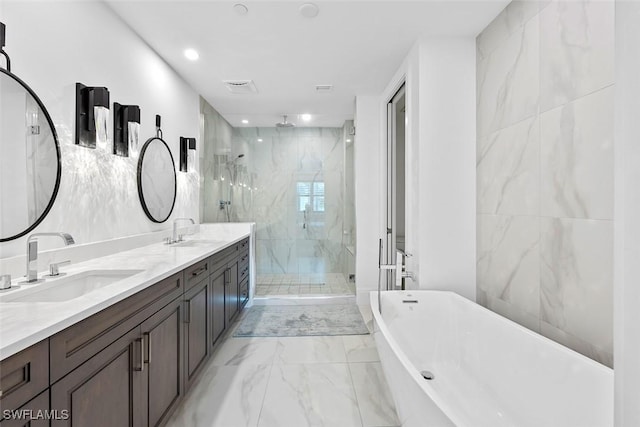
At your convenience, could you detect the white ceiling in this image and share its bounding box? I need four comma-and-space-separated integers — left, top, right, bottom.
106, 0, 508, 128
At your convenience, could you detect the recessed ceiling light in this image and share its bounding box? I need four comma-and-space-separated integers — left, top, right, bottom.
257, 138, 263, 142
299, 3, 319, 18
233, 3, 249, 15
241, 119, 249, 124
346, 139, 352, 143
184, 48, 199, 61
301, 114, 312, 122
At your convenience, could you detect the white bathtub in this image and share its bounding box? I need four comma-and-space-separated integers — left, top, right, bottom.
370, 290, 613, 427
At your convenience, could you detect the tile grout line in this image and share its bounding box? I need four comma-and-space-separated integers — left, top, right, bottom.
254, 345, 278, 427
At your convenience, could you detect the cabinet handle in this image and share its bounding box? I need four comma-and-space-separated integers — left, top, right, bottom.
144, 332, 151, 364
191, 266, 207, 277
185, 300, 191, 323
225, 269, 230, 285
134, 337, 144, 372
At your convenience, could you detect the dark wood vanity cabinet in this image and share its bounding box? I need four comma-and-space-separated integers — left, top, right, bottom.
51, 327, 144, 427
1, 236, 250, 427
0, 390, 50, 427
140, 298, 184, 427
0, 340, 49, 421
50, 279, 184, 427
184, 276, 210, 390
210, 265, 227, 346
225, 258, 239, 324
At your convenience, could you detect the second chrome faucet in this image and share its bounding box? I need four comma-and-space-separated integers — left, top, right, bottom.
26, 232, 75, 283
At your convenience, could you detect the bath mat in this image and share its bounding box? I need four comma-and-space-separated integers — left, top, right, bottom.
234, 304, 369, 337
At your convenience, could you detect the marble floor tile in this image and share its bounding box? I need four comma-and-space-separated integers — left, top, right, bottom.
211, 337, 279, 366
258, 363, 362, 427
275, 336, 347, 364
349, 362, 400, 427
358, 304, 375, 333
343, 335, 379, 363
165, 363, 272, 427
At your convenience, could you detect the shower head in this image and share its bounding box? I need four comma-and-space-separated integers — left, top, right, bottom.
276, 115, 295, 128
225, 154, 245, 166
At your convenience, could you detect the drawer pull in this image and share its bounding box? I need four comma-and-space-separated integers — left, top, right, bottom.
191, 266, 207, 277
144, 332, 151, 364
134, 337, 144, 372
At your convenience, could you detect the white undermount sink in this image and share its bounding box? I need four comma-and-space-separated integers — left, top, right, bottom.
172, 239, 223, 248
0, 269, 143, 303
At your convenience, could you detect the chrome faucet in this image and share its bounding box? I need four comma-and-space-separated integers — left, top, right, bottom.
398, 249, 415, 288
171, 218, 195, 243
25, 233, 75, 283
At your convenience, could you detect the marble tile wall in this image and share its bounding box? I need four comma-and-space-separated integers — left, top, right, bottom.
200, 105, 347, 276
0, 2, 200, 259
476, 0, 614, 366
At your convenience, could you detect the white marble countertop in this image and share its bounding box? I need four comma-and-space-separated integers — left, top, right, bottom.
0, 228, 250, 360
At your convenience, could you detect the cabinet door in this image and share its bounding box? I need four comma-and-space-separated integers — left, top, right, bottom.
0, 340, 48, 418
225, 261, 239, 325
51, 327, 144, 427
184, 278, 209, 390
140, 298, 184, 427
210, 267, 226, 346
0, 390, 49, 427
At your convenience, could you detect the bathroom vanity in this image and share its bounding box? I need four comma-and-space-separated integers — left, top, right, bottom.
0, 231, 251, 426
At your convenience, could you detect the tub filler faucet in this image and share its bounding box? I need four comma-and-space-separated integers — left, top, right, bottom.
378, 239, 397, 314
26, 232, 75, 283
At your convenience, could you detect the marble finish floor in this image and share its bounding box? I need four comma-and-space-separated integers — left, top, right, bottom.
165, 304, 399, 427
255, 273, 356, 297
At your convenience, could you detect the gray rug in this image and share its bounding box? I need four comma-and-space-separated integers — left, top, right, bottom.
234, 304, 369, 337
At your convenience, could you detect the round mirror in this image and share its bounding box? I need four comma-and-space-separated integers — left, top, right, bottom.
137, 137, 176, 223
0, 68, 61, 242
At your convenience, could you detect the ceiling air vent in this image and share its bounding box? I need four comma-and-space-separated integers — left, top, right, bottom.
315, 84, 333, 93
223, 80, 258, 94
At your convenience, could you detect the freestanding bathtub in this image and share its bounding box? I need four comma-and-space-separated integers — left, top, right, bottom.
370, 290, 613, 427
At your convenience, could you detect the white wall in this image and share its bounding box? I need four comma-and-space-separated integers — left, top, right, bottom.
417, 38, 476, 300
614, 0, 640, 423
354, 96, 382, 304
354, 37, 476, 303
0, 1, 200, 260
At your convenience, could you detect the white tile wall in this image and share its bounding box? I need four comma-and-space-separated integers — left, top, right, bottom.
476, 0, 614, 366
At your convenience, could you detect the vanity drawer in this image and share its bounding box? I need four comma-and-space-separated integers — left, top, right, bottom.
209, 251, 228, 274
238, 250, 249, 268
224, 244, 239, 263
0, 340, 48, 415
239, 262, 250, 283
0, 390, 49, 426
240, 238, 249, 251
185, 258, 208, 291
50, 271, 184, 383
239, 278, 249, 309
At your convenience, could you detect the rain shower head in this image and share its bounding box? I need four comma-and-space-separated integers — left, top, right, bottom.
276, 115, 295, 128
225, 153, 245, 165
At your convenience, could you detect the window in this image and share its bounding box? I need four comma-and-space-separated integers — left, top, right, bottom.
297, 181, 324, 212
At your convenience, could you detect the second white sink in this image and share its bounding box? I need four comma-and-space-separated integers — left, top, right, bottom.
0, 269, 143, 303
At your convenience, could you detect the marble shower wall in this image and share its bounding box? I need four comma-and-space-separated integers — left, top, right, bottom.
476, 0, 614, 366
200, 115, 346, 277
200, 97, 234, 223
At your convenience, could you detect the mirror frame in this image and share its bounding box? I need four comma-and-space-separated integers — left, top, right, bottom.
136, 136, 177, 223
0, 68, 62, 242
